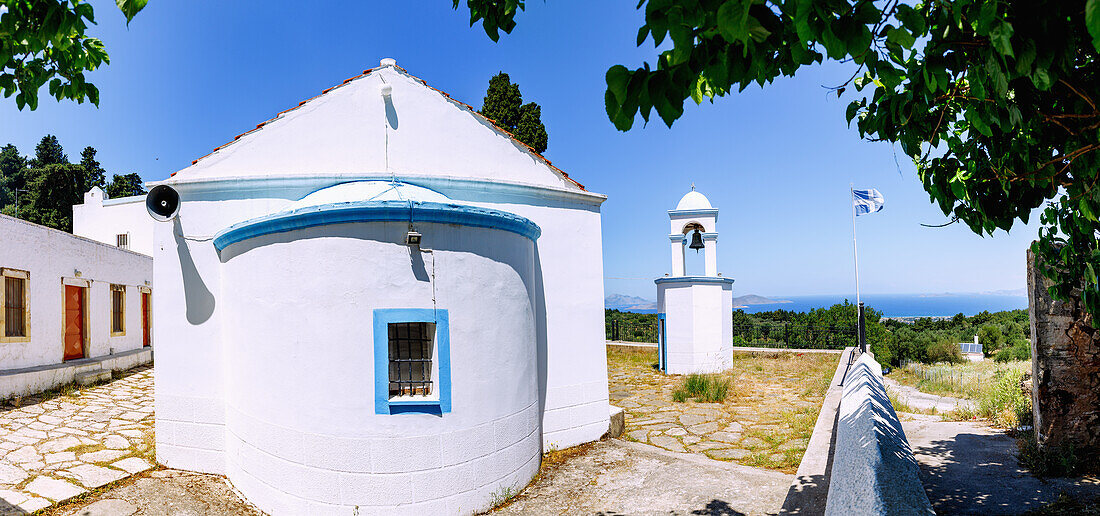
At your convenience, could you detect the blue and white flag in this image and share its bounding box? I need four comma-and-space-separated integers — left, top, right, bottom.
853, 188, 885, 216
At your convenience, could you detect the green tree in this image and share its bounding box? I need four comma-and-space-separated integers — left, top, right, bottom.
78, 146, 106, 193
479, 72, 549, 153
979, 324, 1007, 355
20, 163, 82, 231
0, 0, 148, 110
105, 173, 145, 199
30, 135, 67, 168
0, 144, 27, 209
455, 1, 1100, 318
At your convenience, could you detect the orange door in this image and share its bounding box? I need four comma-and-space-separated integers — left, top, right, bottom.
64, 286, 85, 361
141, 292, 150, 347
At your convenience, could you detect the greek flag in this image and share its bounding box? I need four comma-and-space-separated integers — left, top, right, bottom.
853, 188, 885, 216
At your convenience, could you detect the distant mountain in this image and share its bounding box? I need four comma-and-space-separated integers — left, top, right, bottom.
606, 293, 791, 311
733, 294, 792, 307
605, 294, 656, 311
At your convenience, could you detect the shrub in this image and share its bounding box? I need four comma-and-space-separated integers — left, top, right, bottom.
979, 324, 1007, 354
995, 340, 1031, 363
978, 368, 1032, 428
672, 374, 730, 403
925, 337, 965, 364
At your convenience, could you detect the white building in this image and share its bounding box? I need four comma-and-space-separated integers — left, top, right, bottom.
73, 187, 154, 256
655, 188, 734, 374
141, 59, 609, 515
0, 214, 153, 398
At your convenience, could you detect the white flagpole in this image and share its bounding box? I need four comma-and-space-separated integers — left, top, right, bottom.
851, 184, 861, 306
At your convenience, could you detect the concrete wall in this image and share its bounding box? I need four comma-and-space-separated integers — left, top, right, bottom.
0, 348, 151, 399
0, 214, 152, 372
73, 187, 153, 256
824, 353, 933, 515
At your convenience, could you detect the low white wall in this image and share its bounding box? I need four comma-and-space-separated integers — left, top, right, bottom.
0, 348, 152, 399
0, 214, 152, 371
73, 187, 154, 257
824, 354, 934, 515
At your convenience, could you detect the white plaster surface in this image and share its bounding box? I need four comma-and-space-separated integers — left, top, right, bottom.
72, 187, 153, 257
0, 214, 152, 376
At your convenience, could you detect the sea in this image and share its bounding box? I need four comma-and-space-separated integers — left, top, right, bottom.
619, 294, 1029, 318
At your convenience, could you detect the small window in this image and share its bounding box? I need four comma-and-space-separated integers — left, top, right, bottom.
110, 284, 125, 335
3, 273, 28, 339
373, 309, 451, 414
116, 233, 129, 250
388, 322, 436, 397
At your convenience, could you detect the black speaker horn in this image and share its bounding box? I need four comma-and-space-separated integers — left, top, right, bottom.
146, 185, 180, 222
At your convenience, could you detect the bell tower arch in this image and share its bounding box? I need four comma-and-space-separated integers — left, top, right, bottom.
655, 186, 734, 374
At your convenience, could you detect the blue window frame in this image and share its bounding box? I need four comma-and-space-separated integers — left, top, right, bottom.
373, 309, 451, 415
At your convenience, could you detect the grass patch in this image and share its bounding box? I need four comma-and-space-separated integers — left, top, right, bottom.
671, 374, 730, 403
1023, 493, 1100, 515
64, 443, 106, 455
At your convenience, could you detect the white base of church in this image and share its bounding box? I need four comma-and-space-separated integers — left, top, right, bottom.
656, 277, 734, 375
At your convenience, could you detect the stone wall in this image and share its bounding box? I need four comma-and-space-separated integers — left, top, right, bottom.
1027, 249, 1100, 451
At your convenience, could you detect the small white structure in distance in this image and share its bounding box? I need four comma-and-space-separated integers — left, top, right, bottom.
139, 59, 610, 515
73, 187, 154, 256
0, 214, 152, 398
960, 336, 984, 362
655, 187, 734, 374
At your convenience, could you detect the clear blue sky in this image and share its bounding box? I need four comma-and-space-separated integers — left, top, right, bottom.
0, 1, 1038, 299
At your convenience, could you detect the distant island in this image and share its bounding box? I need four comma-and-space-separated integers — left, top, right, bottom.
605, 293, 792, 311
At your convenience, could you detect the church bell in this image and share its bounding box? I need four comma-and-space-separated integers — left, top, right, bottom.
688, 230, 705, 251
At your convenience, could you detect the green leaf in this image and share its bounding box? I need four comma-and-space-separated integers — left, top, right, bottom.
886, 27, 915, 49
1088, 0, 1100, 52
115, 0, 148, 24
606, 65, 631, 105
716, 0, 751, 44
988, 21, 1014, 57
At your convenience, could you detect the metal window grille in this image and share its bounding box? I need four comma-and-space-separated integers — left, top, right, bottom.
4, 277, 26, 337
116, 233, 129, 250
111, 285, 124, 333
388, 322, 434, 397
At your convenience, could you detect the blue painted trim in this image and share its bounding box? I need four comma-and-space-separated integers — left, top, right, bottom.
668, 208, 719, 220
373, 308, 451, 415
213, 200, 541, 251
654, 276, 735, 285
658, 313, 666, 373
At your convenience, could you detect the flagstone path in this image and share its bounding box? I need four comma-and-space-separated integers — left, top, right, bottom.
608, 347, 838, 472
0, 366, 154, 514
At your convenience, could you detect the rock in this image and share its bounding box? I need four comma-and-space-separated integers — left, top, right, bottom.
708, 448, 751, 460
67, 464, 127, 488
111, 457, 152, 475
724, 421, 744, 433
679, 414, 708, 427
80, 450, 128, 463
103, 435, 130, 450
686, 422, 720, 435
627, 429, 649, 442
709, 431, 742, 443
0, 463, 28, 484
25, 476, 85, 501
66, 498, 138, 516
667, 427, 687, 436
649, 435, 687, 453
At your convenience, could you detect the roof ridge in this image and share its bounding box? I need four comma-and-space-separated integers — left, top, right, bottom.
174, 64, 585, 191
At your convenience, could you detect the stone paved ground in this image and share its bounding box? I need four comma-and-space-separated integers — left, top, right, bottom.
497, 439, 793, 515
608, 347, 838, 472
0, 366, 154, 514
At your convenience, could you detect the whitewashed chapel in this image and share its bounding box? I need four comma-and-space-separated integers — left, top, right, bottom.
142, 59, 610, 514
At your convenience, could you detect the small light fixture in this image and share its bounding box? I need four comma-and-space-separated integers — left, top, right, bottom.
405, 230, 422, 246
380, 83, 393, 100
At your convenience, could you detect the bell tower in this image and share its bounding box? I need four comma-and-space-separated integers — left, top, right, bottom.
667, 185, 719, 277
655, 186, 735, 374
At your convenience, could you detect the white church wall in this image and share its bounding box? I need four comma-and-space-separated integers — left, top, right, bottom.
73, 187, 154, 256
0, 214, 151, 385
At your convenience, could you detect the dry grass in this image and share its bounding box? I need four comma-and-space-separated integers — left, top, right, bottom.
608, 347, 838, 473
890, 359, 1029, 399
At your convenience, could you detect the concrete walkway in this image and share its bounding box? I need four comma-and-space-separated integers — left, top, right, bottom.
902, 414, 1100, 514
884, 376, 975, 412
0, 366, 154, 514
498, 439, 793, 515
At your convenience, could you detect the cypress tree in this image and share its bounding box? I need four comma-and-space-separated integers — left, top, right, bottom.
479, 72, 549, 153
